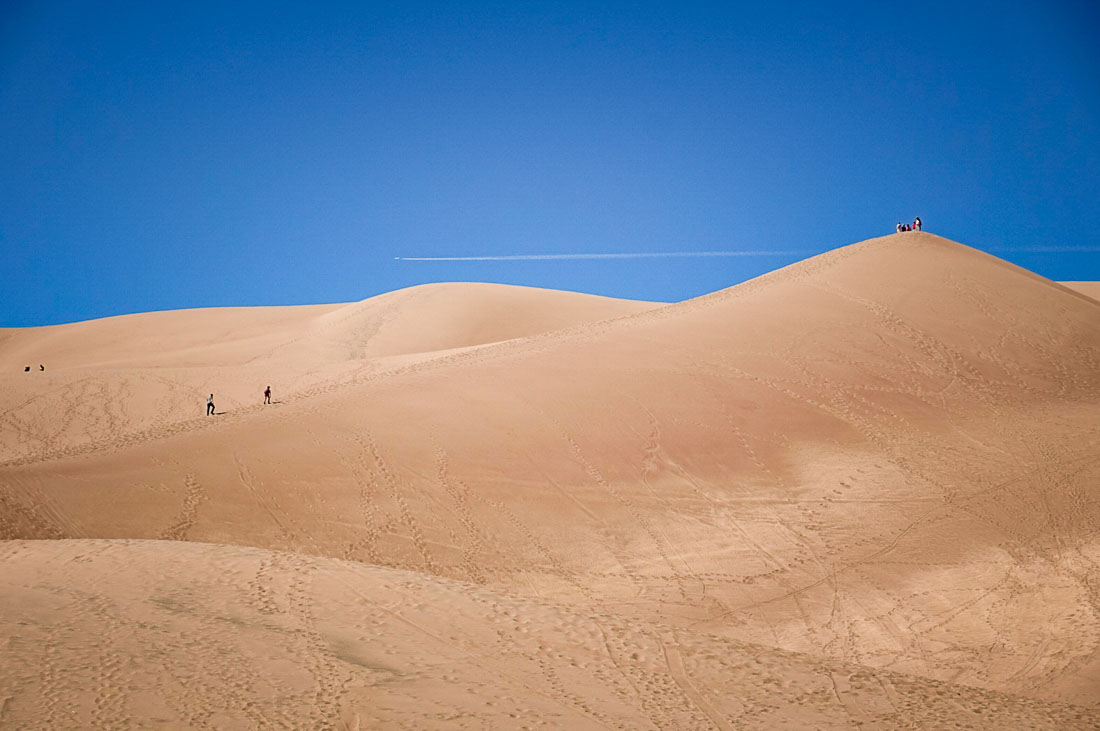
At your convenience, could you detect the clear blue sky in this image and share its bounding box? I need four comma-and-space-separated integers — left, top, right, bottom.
2, 1, 1098, 326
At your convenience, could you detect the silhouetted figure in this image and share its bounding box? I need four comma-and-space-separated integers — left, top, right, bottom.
264, 386, 271, 405
207, 394, 215, 416
24, 366, 30, 372
39, 364, 44, 371
914, 216, 922, 231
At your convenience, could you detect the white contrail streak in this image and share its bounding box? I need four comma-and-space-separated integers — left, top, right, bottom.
989, 246, 1100, 253
395, 250, 813, 261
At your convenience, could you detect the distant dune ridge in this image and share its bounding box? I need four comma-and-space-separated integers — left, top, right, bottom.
0, 283, 660, 464
2, 232, 1099, 728
1061, 281, 1100, 301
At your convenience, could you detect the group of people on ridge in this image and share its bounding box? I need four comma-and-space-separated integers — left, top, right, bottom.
897, 217, 922, 233
206, 386, 272, 416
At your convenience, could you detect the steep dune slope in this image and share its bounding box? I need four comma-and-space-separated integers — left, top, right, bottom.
2, 233, 1099, 719
0, 284, 660, 462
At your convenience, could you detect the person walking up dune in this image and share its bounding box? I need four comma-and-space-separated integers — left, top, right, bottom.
264, 386, 271, 405
207, 394, 215, 416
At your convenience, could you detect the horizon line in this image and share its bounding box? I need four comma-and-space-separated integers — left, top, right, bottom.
989, 245, 1100, 253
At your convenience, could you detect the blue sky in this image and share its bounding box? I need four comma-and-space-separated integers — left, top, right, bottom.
2, 1, 1098, 326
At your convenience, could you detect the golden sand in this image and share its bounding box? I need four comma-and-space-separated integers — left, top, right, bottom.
2, 233, 1099, 728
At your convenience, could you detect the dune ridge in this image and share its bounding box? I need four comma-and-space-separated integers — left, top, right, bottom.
1061, 281, 1100, 301
2, 232, 1099, 727
0, 283, 661, 464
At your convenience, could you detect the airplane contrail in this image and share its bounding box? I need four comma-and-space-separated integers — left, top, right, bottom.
395, 250, 814, 261
989, 245, 1100, 253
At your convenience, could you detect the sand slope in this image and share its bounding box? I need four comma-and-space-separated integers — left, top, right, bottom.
0, 284, 659, 463
1061, 281, 1100, 301
0, 283, 660, 370
2, 539, 1095, 730
2, 232, 1100, 726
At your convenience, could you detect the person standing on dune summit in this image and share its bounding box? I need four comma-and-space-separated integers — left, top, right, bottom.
207, 394, 215, 416
914, 216, 922, 231
264, 386, 271, 405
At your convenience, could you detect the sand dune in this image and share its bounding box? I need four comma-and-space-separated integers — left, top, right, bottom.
2, 232, 1099, 726
0, 283, 659, 463
1061, 281, 1100, 301
0, 283, 659, 370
